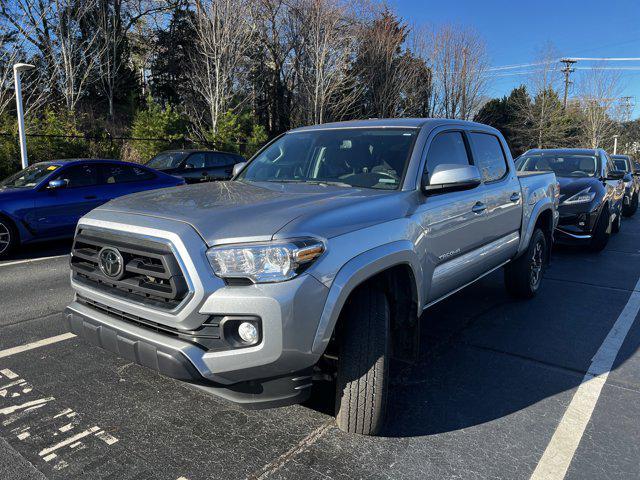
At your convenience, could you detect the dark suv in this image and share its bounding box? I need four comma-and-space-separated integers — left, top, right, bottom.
146, 150, 246, 184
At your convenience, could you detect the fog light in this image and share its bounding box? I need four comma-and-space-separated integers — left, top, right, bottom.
238, 322, 259, 345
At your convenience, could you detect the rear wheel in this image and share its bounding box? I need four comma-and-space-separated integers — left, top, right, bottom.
504, 228, 547, 299
589, 205, 610, 252
0, 217, 17, 259
335, 286, 390, 436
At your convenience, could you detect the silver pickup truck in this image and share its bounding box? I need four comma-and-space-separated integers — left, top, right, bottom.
65, 119, 558, 435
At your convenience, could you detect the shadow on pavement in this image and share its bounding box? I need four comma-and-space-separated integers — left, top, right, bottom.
2, 238, 72, 262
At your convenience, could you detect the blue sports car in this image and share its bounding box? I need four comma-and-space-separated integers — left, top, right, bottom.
0, 159, 184, 257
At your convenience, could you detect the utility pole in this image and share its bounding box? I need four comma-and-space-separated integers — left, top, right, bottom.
560, 58, 577, 109
13, 63, 35, 170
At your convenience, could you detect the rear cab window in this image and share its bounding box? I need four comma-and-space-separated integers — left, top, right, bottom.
468, 132, 508, 182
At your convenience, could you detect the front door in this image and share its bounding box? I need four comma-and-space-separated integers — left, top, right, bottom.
413, 129, 490, 303
34, 164, 101, 238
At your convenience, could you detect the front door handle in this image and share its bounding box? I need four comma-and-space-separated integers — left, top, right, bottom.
510, 192, 521, 202
84, 195, 97, 200
472, 202, 487, 214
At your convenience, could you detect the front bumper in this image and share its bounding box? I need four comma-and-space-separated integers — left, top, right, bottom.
554, 204, 599, 245
66, 302, 315, 408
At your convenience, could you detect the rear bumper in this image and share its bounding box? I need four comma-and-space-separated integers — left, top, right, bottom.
65, 302, 313, 408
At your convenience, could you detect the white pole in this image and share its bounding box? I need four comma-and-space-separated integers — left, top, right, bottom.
613, 135, 619, 155
13, 63, 35, 170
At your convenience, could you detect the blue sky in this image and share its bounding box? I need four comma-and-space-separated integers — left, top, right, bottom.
392, 0, 640, 118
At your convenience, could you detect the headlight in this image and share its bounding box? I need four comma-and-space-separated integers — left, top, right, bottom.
206, 239, 325, 283
562, 187, 595, 205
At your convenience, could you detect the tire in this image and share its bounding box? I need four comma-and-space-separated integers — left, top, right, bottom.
589, 205, 610, 252
335, 286, 390, 435
612, 209, 622, 234
623, 193, 638, 217
0, 217, 17, 259
504, 228, 547, 299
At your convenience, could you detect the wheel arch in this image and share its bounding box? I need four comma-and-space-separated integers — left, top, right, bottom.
311, 241, 422, 358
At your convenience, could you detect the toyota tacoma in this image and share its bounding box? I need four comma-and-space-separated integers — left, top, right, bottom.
66, 119, 558, 435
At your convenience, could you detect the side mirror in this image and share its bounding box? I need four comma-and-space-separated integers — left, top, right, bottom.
48, 179, 68, 189
232, 162, 247, 177
623, 172, 633, 182
422, 164, 482, 194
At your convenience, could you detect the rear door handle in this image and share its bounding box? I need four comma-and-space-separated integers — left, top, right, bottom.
472, 202, 487, 214
510, 192, 521, 202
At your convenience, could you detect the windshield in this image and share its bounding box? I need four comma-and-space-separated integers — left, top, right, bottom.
238, 128, 418, 190
516, 154, 598, 178
613, 158, 630, 172
146, 151, 188, 170
0, 163, 59, 188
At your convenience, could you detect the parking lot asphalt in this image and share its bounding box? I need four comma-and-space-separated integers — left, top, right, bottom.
0, 220, 639, 480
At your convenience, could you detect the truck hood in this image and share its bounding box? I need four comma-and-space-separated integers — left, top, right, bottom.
95, 180, 404, 245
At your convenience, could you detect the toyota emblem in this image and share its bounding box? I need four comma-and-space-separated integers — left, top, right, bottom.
98, 247, 124, 279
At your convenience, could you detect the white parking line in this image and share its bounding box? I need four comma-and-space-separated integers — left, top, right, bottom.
0, 254, 68, 268
530, 276, 640, 480
0, 333, 76, 359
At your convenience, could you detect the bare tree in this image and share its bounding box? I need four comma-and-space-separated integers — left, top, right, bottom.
51, 0, 104, 112
191, 0, 255, 137
427, 24, 488, 120
94, 0, 126, 119
577, 66, 623, 148
290, 0, 360, 124
0, 19, 21, 119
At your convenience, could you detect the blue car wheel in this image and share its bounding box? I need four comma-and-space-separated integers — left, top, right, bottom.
0, 217, 17, 257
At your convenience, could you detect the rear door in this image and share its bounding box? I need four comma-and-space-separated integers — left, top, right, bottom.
34, 164, 101, 237
414, 129, 490, 302
467, 131, 521, 258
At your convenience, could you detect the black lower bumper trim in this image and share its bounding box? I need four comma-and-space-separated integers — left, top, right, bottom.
65, 306, 312, 408
66, 308, 204, 382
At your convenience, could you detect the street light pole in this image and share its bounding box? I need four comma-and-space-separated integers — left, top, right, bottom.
13, 63, 35, 170
613, 135, 619, 155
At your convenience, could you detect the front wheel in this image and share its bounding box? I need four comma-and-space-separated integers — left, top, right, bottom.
623, 193, 638, 217
589, 205, 610, 252
335, 287, 390, 435
504, 228, 547, 299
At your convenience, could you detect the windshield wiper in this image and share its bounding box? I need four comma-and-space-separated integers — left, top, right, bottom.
264, 179, 352, 187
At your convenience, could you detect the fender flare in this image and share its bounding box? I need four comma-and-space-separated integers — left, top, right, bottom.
517, 199, 555, 258
311, 240, 423, 354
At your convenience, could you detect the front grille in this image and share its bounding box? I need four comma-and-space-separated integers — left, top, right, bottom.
71, 228, 189, 310
77, 296, 232, 352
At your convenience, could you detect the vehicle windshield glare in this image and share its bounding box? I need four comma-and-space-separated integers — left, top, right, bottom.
146, 151, 188, 170
0, 163, 58, 188
613, 158, 630, 172
238, 128, 418, 190
516, 154, 598, 178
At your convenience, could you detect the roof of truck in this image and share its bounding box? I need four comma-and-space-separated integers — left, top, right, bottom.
288, 118, 496, 133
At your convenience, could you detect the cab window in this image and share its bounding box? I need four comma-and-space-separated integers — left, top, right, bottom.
425, 131, 470, 182
100, 164, 155, 184
468, 132, 508, 182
